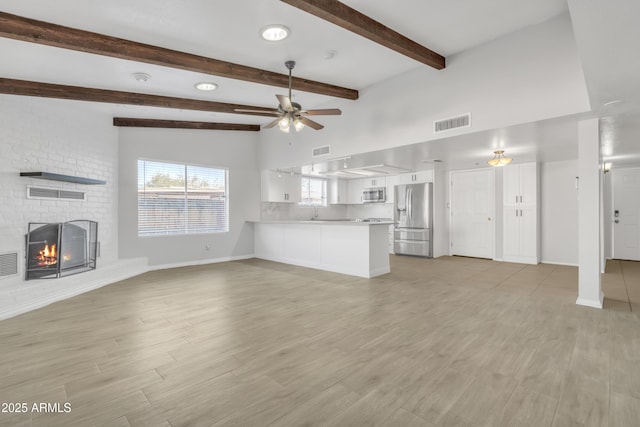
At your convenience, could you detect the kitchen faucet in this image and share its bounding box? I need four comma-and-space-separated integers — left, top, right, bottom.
313, 205, 319, 219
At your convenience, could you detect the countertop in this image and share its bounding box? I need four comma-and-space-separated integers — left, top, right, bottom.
248, 219, 395, 226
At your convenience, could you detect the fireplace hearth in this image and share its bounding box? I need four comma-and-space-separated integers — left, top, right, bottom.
25, 220, 98, 280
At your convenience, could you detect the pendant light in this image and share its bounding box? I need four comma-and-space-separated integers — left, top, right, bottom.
487, 150, 512, 167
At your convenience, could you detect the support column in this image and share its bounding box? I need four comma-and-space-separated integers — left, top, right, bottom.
576, 118, 603, 308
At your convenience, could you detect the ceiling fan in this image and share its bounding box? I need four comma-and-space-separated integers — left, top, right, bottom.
236, 61, 341, 132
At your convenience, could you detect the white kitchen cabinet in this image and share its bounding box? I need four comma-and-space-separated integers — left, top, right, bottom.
503, 163, 538, 264
347, 179, 363, 204
362, 177, 386, 188
396, 170, 434, 184
261, 170, 301, 203
329, 178, 348, 204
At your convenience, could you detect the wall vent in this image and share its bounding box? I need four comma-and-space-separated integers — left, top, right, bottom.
27, 186, 86, 201
0, 252, 19, 279
434, 113, 471, 133
312, 145, 331, 157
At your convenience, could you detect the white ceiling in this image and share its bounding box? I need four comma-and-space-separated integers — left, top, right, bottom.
0, 0, 639, 169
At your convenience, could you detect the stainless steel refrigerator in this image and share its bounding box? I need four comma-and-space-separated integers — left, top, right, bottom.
394, 182, 433, 257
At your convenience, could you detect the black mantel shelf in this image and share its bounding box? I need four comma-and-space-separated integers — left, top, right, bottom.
20, 172, 106, 185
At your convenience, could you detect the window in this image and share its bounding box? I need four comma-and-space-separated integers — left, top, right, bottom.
300, 176, 327, 206
137, 159, 228, 236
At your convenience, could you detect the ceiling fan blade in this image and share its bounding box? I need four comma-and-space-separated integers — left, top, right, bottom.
301, 108, 342, 116
299, 116, 324, 130
263, 118, 281, 129
276, 94, 293, 111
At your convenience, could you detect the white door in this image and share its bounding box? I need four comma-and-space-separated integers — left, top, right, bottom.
613, 168, 640, 261
450, 169, 495, 259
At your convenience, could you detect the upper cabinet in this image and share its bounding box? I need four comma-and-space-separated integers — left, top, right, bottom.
328, 178, 348, 204
261, 170, 301, 203
396, 170, 434, 185
503, 163, 537, 206
362, 177, 386, 188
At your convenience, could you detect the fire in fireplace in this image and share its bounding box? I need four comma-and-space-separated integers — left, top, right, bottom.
37, 242, 58, 266
25, 220, 98, 280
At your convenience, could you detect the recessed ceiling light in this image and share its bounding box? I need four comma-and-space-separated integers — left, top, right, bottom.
195, 82, 218, 91
132, 72, 151, 82
260, 24, 290, 41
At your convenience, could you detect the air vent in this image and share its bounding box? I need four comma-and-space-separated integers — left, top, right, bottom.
312, 145, 331, 157
0, 252, 19, 279
434, 113, 471, 133
27, 186, 86, 201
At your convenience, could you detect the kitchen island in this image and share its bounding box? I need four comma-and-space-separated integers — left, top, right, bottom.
249, 220, 392, 278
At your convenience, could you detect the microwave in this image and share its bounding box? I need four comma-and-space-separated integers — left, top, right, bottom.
362, 187, 386, 203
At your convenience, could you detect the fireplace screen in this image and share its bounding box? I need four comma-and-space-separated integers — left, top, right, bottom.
25, 220, 98, 280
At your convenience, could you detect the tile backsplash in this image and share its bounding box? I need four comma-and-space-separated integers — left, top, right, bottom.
260, 202, 393, 220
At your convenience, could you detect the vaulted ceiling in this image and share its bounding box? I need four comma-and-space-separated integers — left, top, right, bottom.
0, 0, 639, 169
0, 0, 567, 122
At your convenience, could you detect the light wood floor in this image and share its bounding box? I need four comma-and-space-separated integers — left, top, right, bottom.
1, 256, 640, 426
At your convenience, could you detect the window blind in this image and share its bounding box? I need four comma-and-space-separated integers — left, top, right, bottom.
138, 160, 228, 236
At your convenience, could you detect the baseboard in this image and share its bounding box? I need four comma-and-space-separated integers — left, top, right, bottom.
147, 254, 255, 272
369, 266, 391, 277
0, 257, 149, 321
503, 255, 539, 265
576, 291, 604, 309
540, 260, 579, 267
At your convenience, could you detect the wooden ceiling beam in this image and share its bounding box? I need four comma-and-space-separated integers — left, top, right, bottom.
0, 77, 277, 116
280, 0, 445, 70
0, 11, 359, 100
113, 118, 260, 132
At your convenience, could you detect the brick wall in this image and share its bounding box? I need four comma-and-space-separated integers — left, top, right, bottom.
0, 95, 118, 290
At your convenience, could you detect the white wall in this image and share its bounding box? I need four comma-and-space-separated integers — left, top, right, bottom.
0, 96, 119, 317
258, 13, 590, 171
603, 171, 613, 259
118, 128, 260, 266
540, 160, 579, 265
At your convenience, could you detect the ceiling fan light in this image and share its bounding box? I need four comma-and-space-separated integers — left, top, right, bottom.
293, 118, 305, 132
278, 116, 291, 132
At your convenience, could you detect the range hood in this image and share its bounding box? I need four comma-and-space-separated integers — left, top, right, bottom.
322, 164, 409, 178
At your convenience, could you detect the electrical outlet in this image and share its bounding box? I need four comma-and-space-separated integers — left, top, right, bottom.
205, 244, 211, 251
